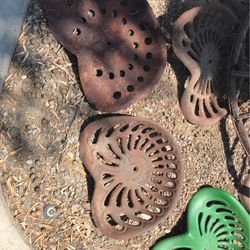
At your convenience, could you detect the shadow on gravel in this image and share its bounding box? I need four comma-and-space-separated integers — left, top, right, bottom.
64, 49, 83, 91
219, 119, 248, 190
157, 0, 189, 104
150, 209, 188, 250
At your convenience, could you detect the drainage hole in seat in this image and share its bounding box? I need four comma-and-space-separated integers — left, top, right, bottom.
145, 37, 152, 45
120, 70, 126, 77
100, 8, 106, 15
88, 9, 95, 17
122, 18, 127, 25
96, 69, 103, 77
133, 54, 138, 60
81, 17, 87, 23
137, 76, 144, 83
128, 64, 134, 70
143, 65, 150, 72
113, 92, 122, 99
127, 85, 135, 92
64, 0, 73, 6
128, 30, 134, 36
146, 52, 153, 59
109, 72, 115, 79
111, 10, 117, 18
139, 22, 147, 31
133, 42, 139, 49
73, 28, 81, 36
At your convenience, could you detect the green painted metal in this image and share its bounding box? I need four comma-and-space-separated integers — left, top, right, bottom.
153, 187, 250, 250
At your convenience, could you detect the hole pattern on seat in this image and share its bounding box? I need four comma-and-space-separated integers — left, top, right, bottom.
153, 187, 250, 250
172, 4, 239, 126
80, 116, 184, 239
42, 0, 167, 112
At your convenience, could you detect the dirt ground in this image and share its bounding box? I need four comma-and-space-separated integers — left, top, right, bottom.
0, 0, 248, 249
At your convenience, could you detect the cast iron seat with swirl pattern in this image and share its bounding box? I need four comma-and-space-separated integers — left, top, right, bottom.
79, 116, 183, 239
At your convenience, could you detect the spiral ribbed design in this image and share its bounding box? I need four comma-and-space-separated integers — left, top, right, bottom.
172, 4, 239, 126
80, 116, 183, 239
153, 187, 250, 250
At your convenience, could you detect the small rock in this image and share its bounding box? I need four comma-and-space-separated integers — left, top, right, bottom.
35, 159, 41, 166
21, 75, 27, 80
26, 160, 33, 165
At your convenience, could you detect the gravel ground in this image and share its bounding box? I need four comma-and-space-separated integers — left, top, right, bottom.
0, 0, 248, 249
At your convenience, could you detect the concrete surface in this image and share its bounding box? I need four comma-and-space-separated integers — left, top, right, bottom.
0, 0, 30, 91
0, 186, 31, 250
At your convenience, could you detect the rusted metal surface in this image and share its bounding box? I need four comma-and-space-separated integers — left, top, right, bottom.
42, 0, 167, 112
228, 13, 250, 157
79, 116, 183, 239
172, 4, 239, 127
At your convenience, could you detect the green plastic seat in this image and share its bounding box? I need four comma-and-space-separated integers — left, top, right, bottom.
153, 187, 250, 250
